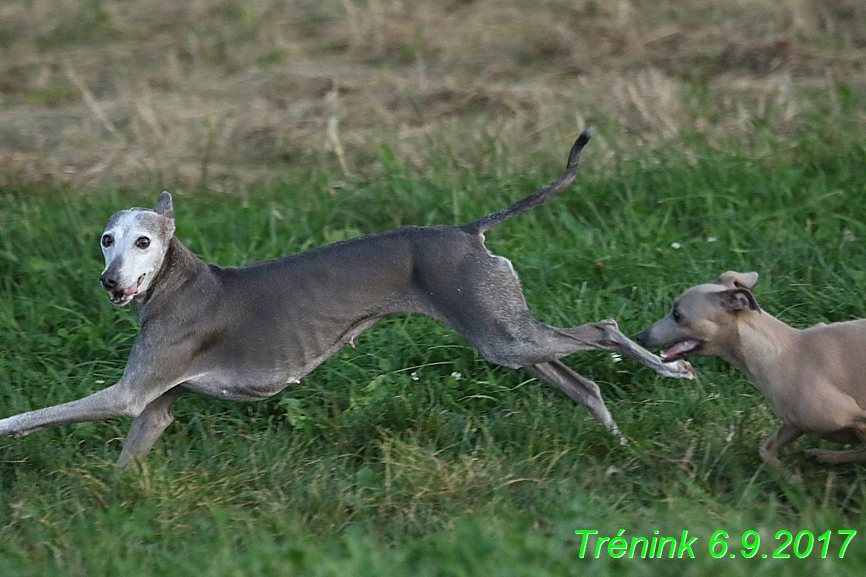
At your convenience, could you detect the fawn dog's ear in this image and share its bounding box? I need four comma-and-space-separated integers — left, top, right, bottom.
714, 271, 758, 289
716, 288, 761, 313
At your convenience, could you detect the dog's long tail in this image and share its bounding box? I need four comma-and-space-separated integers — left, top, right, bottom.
460, 128, 593, 236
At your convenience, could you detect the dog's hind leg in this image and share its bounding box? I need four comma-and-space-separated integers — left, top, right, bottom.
553, 319, 695, 379
117, 387, 185, 467
524, 360, 623, 440
420, 251, 694, 380
804, 446, 866, 464
426, 268, 693, 432
803, 422, 866, 465
464, 316, 692, 380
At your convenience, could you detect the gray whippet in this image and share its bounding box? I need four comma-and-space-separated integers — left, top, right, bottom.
0, 130, 693, 466
637, 271, 866, 467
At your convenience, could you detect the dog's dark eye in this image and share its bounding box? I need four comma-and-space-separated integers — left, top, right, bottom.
101, 234, 113, 248
671, 308, 683, 323
135, 237, 151, 249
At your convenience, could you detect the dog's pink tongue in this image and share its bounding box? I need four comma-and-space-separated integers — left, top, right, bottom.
662, 340, 698, 360
122, 276, 143, 296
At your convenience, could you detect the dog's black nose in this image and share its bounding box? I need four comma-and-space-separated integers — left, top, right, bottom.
635, 329, 649, 346
100, 274, 118, 290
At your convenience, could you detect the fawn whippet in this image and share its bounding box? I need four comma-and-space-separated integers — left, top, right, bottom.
0, 131, 693, 466
637, 271, 866, 467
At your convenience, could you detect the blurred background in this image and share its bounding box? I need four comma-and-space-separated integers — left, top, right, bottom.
0, 0, 863, 191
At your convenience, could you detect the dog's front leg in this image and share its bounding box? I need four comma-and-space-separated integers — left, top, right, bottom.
117, 387, 186, 467
759, 424, 803, 468
0, 382, 137, 438
0, 380, 161, 439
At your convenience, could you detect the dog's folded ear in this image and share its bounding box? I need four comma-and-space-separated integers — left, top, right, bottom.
717, 288, 761, 313
714, 271, 758, 289
154, 191, 174, 217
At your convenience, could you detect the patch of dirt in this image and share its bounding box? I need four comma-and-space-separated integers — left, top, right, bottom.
0, 0, 864, 191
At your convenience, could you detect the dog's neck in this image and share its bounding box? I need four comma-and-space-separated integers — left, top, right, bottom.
131, 237, 209, 323
726, 310, 799, 393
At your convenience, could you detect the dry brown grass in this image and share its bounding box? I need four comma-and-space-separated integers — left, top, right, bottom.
0, 0, 864, 191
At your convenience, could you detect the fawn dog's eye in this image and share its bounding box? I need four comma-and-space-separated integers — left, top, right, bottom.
672, 308, 683, 323
135, 237, 151, 249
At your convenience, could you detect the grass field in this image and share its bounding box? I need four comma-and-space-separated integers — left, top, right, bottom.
2, 0, 866, 575
2, 110, 866, 575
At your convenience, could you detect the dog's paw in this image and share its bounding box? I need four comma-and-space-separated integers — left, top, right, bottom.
803, 448, 837, 464
759, 454, 789, 473
803, 448, 820, 462
661, 359, 697, 380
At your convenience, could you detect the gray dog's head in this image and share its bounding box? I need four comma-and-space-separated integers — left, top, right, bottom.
99, 192, 175, 306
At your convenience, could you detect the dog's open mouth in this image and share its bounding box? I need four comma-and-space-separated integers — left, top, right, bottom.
109, 274, 145, 306
661, 340, 702, 362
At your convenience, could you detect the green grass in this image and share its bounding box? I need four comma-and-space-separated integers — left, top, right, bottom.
2, 119, 866, 575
